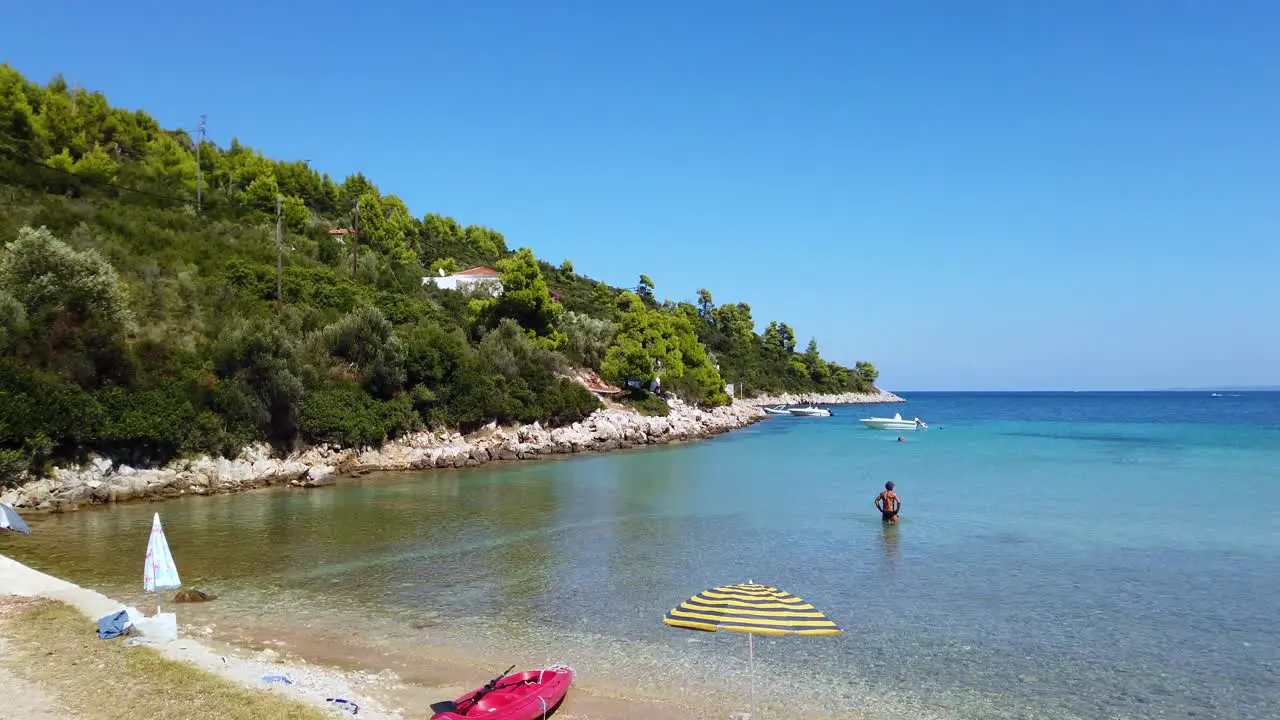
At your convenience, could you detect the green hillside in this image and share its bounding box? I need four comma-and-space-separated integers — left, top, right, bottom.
0, 65, 878, 484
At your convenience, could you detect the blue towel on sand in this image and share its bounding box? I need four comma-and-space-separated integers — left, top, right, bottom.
97, 610, 132, 639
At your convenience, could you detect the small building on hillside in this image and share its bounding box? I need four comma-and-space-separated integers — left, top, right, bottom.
423, 267, 504, 296
328, 228, 353, 244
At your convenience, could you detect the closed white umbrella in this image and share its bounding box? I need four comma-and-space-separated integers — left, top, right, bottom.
0, 503, 31, 534
143, 512, 181, 615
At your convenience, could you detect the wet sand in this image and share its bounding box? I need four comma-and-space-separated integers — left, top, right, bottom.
208, 614, 750, 719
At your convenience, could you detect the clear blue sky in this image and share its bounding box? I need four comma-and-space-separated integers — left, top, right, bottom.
4, 1, 1278, 390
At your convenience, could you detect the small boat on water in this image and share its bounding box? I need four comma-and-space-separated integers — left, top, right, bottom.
860, 412, 926, 430
431, 665, 575, 720
789, 405, 832, 417
763, 405, 792, 416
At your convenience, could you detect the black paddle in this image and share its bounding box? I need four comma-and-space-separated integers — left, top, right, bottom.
486, 665, 517, 690
446, 664, 519, 713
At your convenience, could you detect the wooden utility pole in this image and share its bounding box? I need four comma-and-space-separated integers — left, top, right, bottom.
275, 195, 283, 307
351, 199, 361, 280
195, 115, 207, 211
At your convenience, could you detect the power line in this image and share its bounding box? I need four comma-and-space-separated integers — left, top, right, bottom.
0, 131, 366, 254
0, 127, 345, 220
0, 145, 190, 204
0, 128, 150, 164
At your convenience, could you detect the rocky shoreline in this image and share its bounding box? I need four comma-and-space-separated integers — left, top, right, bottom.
1, 390, 903, 513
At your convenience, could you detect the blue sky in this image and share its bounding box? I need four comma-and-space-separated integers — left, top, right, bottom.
3, 1, 1278, 390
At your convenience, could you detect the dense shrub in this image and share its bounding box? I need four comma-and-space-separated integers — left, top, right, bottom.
0, 358, 105, 453
94, 382, 205, 465
623, 389, 670, 417
530, 379, 600, 425
298, 382, 419, 447
212, 318, 305, 444
0, 226, 134, 387
399, 321, 471, 390
559, 311, 614, 369
315, 306, 405, 399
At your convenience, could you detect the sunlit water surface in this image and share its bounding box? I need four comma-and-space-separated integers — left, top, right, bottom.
5, 392, 1280, 718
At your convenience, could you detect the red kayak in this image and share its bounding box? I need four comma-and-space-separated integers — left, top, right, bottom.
431, 664, 575, 720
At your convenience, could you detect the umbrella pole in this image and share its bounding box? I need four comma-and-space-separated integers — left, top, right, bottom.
748, 633, 757, 719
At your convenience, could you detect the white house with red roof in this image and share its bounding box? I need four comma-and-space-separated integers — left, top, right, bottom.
423, 266, 504, 296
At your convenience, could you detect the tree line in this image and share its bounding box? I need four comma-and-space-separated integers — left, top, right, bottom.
0, 65, 878, 486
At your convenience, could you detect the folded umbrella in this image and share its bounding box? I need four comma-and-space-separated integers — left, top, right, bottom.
144, 512, 181, 615
0, 503, 31, 534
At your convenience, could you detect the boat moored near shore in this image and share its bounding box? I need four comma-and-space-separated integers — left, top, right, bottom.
859, 412, 926, 430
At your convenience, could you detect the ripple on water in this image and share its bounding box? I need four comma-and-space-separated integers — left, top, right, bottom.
5, 393, 1280, 718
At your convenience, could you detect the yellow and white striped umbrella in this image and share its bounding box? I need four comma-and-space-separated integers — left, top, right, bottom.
663, 582, 842, 719
664, 582, 842, 636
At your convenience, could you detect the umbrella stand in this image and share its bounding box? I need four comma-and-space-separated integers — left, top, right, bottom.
662, 582, 842, 720
747, 578, 758, 720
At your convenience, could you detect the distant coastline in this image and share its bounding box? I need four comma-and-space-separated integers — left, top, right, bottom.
893, 387, 1280, 394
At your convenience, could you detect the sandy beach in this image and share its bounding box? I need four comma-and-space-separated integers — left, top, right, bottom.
0, 553, 408, 719
0, 553, 744, 719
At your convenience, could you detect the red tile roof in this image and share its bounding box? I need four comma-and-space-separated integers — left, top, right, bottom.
454, 267, 500, 276
328, 228, 353, 235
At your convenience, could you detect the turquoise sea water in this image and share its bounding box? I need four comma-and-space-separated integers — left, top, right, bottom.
5, 392, 1280, 718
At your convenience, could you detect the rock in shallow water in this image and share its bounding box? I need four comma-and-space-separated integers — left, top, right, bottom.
174, 588, 218, 603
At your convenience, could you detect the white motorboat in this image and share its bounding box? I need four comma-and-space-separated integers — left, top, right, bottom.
762, 405, 792, 416
789, 405, 832, 417
859, 412, 926, 430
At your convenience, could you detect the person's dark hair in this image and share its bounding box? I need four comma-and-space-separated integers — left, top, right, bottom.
885, 481, 895, 490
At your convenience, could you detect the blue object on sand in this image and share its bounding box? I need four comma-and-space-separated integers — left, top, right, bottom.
97, 610, 132, 639
262, 675, 293, 685
325, 698, 360, 715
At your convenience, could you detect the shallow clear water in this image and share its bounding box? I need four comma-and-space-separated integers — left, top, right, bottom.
5, 392, 1280, 718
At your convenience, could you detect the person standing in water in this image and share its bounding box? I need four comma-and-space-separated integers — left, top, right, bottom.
875, 481, 901, 524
